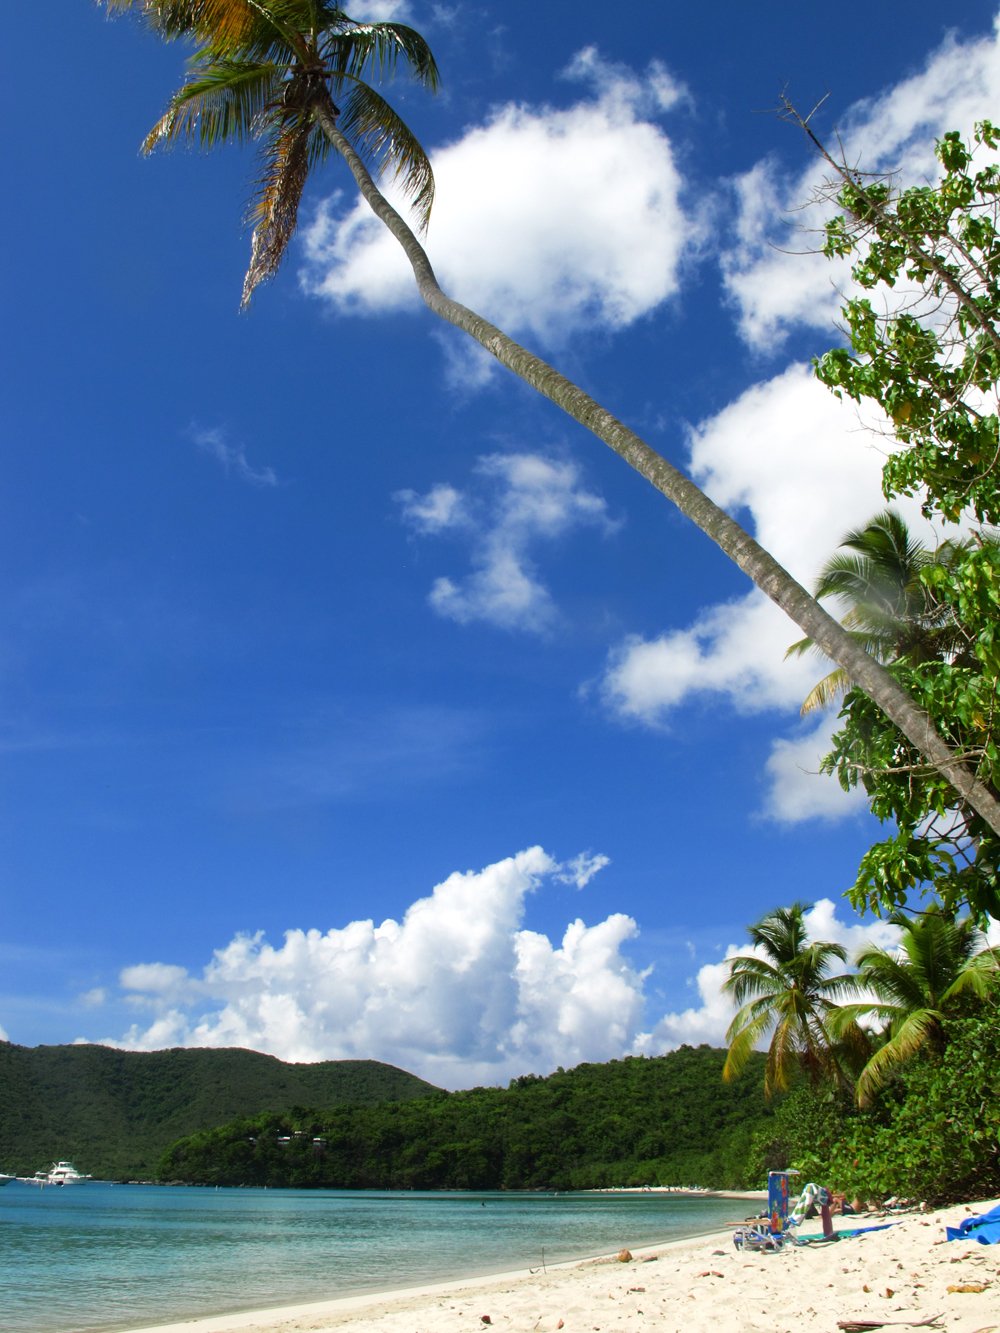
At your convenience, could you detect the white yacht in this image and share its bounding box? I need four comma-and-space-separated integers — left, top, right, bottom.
25, 1161, 92, 1185
0, 1173, 15, 1186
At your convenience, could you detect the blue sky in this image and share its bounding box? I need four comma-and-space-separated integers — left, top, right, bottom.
1, 0, 998, 1085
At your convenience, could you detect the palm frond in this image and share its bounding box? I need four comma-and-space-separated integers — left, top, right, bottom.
143, 59, 283, 151
825, 1000, 896, 1033
241, 114, 313, 306
324, 21, 440, 91
722, 1010, 773, 1084
746, 902, 813, 964
333, 77, 435, 227
856, 946, 933, 1011
940, 944, 1000, 1002
722, 955, 783, 1006
799, 668, 852, 715
107, 1, 327, 66
745, 992, 792, 1027
832, 1012, 875, 1075
815, 970, 866, 1001
804, 940, 849, 972
764, 1015, 799, 1096
856, 1007, 941, 1104
105, 0, 262, 44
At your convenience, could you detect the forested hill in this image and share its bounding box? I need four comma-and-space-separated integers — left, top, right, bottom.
160, 1046, 772, 1191
0, 1043, 438, 1180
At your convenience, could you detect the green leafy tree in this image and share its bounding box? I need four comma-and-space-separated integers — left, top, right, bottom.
743, 1084, 850, 1188
722, 903, 862, 1097
827, 1002, 1000, 1204
101, 0, 1000, 839
822, 537, 1000, 922
782, 101, 1000, 527
832, 907, 999, 1104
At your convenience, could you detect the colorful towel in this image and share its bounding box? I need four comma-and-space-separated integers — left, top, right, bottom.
795, 1222, 900, 1242
946, 1204, 1000, 1245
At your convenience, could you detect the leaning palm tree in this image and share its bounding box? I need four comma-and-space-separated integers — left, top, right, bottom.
108, 0, 439, 307
722, 903, 859, 1097
787, 511, 971, 713
101, 0, 1000, 839
832, 906, 1000, 1105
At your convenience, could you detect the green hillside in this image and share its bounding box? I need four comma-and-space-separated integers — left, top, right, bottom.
0, 1043, 438, 1180
160, 1045, 773, 1190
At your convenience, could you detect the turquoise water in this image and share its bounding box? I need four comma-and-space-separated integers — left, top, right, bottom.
0, 1183, 744, 1333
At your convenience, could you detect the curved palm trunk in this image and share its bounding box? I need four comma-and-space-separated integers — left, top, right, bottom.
312, 103, 1000, 838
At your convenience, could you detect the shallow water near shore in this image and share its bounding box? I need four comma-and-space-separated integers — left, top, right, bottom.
0, 1183, 745, 1333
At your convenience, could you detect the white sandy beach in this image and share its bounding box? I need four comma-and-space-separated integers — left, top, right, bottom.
117, 1197, 1000, 1333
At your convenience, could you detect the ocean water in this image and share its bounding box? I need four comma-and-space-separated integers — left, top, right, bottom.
0, 1182, 747, 1333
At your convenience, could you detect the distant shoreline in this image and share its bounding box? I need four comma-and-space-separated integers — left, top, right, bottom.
580, 1188, 767, 1199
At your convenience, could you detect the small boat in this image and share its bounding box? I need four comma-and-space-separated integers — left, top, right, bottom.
23, 1161, 92, 1186
0, 1173, 15, 1186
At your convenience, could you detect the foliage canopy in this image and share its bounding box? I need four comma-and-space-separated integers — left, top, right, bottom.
746, 1001, 1000, 1205
823, 536, 1000, 923
831, 906, 999, 1102
158, 1047, 773, 1190
808, 118, 1000, 525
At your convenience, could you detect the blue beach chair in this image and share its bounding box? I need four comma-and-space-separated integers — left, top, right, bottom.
733, 1172, 795, 1252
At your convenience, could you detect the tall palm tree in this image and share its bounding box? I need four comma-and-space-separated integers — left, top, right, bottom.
722, 903, 860, 1097
108, 0, 439, 307
102, 0, 1000, 839
787, 510, 971, 713
833, 906, 1000, 1104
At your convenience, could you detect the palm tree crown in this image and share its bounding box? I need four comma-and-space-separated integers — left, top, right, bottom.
787, 510, 969, 713
106, 0, 439, 305
722, 903, 855, 1097
833, 906, 999, 1104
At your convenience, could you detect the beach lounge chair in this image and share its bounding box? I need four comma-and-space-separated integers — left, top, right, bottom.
733, 1175, 838, 1252
733, 1172, 796, 1252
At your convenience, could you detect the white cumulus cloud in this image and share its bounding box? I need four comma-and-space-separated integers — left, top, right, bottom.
764, 714, 870, 823
398, 453, 616, 631
301, 49, 693, 352
104, 847, 646, 1087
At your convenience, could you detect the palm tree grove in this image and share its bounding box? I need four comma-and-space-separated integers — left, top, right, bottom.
722, 509, 1000, 1204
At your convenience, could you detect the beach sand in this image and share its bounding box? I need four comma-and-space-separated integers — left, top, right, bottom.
118, 1197, 1000, 1333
